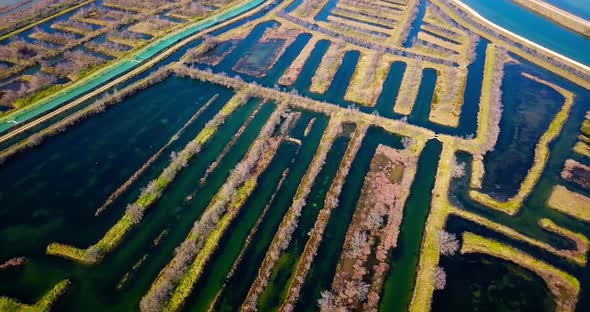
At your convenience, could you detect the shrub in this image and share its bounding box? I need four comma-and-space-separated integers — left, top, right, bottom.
434, 266, 447, 290
450, 156, 466, 178
126, 203, 144, 225
317, 290, 336, 312
439, 230, 459, 256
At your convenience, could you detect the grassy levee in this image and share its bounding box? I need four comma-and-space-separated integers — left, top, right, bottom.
46, 90, 251, 264
309, 43, 348, 94
408, 136, 587, 311
429, 0, 590, 91
393, 61, 423, 115
548, 185, 590, 223
0, 0, 94, 41
469, 74, 574, 215
241, 117, 343, 309
461, 232, 580, 312
452, 209, 588, 266
164, 179, 260, 312
573, 142, 590, 158
278, 37, 320, 86
470, 43, 500, 153
389, 0, 421, 46
406, 140, 450, 312
470, 157, 484, 188
429, 67, 467, 128
467, 43, 505, 188
0, 280, 70, 312
539, 218, 589, 265
344, 51, 393, 107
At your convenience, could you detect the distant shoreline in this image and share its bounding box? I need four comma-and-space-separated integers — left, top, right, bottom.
511, 0, 590, 37
444, 0, 590, 89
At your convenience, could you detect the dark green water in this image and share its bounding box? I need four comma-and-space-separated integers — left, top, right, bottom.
0, 76, 233, 254
256, 133, 352, 311
433, 253, 555, 312
480, 62, 565, 200
0, 76, 276, 310
408, 68, 438, 125
448, 54, 590, 312
379, 139, 443, 312
211, 114, 327, 311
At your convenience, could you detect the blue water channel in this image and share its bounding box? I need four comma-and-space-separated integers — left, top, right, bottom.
461, 0, 590, 66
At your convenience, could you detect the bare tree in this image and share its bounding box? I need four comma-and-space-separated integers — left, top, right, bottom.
317, 290, 336, 312
126, 203, 144, 224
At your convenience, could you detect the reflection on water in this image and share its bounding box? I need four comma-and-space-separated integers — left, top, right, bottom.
433, 254, 555, 312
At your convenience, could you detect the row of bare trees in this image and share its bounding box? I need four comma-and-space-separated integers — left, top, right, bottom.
480, 47, 509, 154
398, 0, 421, 45
0, 71, 56, 107
0, 0, 87, 36
327, 19, 389, 39
280, 126, 367, 312
140, 94, 280, 312
278, 12, 456, 67
332, 7, 396, 28
0, 39, 47, 63
311, 41, 345, 91
53, 20, 94, 34
241, 120, 344, 310
51, 50, 105, 78
297, 0, 327, 17
326, 146, 417, 311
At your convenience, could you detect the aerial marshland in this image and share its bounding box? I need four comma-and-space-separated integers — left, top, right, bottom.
0, 0, 590, 311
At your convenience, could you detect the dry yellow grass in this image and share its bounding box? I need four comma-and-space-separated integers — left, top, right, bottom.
429, 67, 467, 127
573, 142, 590, 158
394, 61, 423, 115
309, 42, 348, 94
344, 51, 393, 107
548, 185, 590, 223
